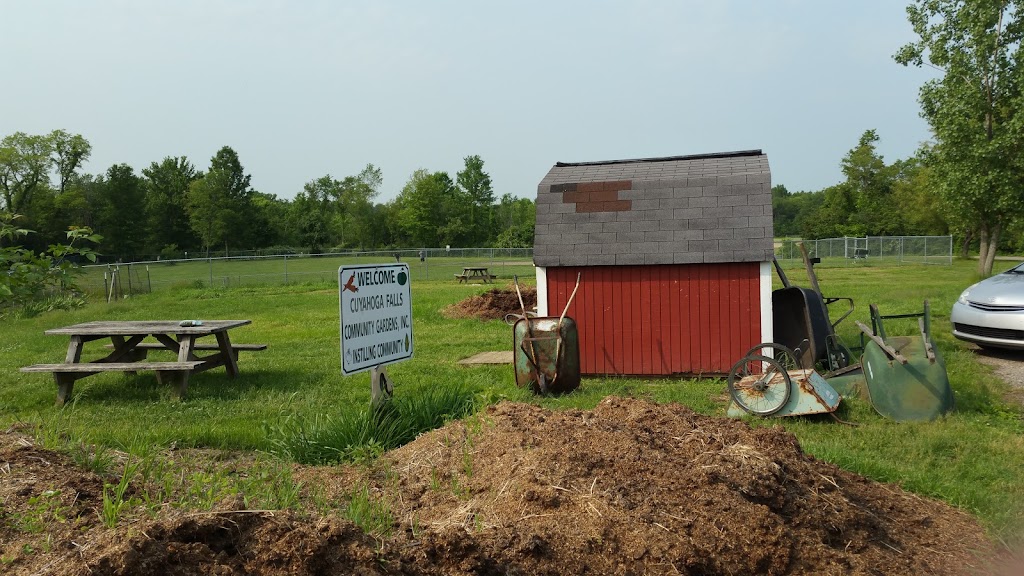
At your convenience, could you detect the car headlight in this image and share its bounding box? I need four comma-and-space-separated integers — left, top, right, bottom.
957, 283, 978, 305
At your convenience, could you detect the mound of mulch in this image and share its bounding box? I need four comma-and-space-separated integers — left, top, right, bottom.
0, 399, 1011, 575
442, 287, 537, 321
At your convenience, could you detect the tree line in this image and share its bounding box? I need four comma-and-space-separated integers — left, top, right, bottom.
775, 0, 1024, 275
772, 129, 948, 243
0, 132, 536, 261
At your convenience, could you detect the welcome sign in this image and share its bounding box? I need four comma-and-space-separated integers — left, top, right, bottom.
339, 263, 414, 375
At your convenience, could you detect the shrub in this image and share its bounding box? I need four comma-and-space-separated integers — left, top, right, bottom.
0, 213, 101, 314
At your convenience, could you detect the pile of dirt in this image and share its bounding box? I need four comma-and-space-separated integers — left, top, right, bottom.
0, 399, 1008, 575
442, 287, 537, 321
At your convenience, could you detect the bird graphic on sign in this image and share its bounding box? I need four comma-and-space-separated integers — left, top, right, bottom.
343, 272, 358, 293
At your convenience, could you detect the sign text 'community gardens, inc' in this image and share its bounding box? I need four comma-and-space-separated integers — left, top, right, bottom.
338, 263, 413, 375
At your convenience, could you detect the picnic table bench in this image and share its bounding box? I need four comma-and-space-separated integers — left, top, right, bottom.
20, 320, 265, 405
455, 267, 496, 284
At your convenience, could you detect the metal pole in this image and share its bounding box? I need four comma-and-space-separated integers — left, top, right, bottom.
126, 264, 133, 295
924, 236, 928, 265
103, 272, 109, 304
209, 258, 213, 286
147, 265, 152, 293
284, 254, 288, 284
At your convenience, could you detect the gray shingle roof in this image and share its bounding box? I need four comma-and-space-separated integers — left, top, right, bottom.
533, 150, 773, 267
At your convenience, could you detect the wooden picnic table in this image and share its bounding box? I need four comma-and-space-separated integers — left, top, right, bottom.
20, 320, 265, 405
455, 266, 495, 284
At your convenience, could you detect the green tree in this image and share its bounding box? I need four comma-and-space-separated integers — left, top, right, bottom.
0, 132, 51, 214
492, 193, 535, 247
896, 0, 1024, 274
251, 192, 292, 248
97, 164, 146, 259
143, 157, 200, 254
456, 155, 494, 244
841, 130, 906, 236
335, 164, 382, 249
395, 170, 468, 247
48, 130, 91, 195
186, 146, 254, 255
293, 175, 339, 252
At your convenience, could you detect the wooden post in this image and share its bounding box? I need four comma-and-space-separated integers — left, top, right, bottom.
369, 365, 394, 408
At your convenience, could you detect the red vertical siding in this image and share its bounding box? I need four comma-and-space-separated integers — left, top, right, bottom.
546, 263, 762, 376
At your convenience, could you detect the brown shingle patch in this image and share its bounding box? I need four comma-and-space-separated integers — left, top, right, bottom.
563, 191, 588, 203
559, 180, 634, 213
603, 180, 632, 191
589, 190, 620, 203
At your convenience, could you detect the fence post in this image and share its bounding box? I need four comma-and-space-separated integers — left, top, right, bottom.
284, 254, 288, 284
924, 236, 928, 265
103, 272, 109, 304
146, 265, 152, 293
209, 258, 213, 286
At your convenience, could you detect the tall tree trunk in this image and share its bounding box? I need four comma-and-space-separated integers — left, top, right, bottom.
960, 228, 973, 259
982, 223, 1001, 275
977, 224, 990, 275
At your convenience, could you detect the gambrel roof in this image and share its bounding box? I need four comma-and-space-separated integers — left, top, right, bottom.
533, 150, 773, 267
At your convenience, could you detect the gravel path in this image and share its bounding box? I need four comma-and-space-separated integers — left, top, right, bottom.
970, 345, 1024, 406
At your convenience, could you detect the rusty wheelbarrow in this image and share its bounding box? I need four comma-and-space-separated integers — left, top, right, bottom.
725, 343, 842, 418
512, 274, 581, 395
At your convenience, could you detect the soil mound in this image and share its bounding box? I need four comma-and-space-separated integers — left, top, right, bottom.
375, 398, 998, 575
0, 399, 1006, 575
442, 287, 537, 321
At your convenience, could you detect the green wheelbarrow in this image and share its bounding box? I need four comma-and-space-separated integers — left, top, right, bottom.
841, 301, 953, 422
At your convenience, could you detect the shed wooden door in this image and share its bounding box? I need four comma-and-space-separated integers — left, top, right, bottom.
545, 263, 761, 375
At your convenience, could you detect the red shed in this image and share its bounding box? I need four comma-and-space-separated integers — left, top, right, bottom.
533, 151, 774, 376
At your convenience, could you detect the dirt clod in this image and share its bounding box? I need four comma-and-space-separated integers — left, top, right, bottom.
0, 398, 1007, 575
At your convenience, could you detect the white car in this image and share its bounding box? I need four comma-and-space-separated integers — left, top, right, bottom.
951, 262, 1024, 350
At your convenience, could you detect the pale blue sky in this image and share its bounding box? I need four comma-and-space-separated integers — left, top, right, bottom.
1, 1, 938, 202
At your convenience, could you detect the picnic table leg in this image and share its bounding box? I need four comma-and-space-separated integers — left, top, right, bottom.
54, 374, 75, 407
157, 370, 190, 401
53, 336, 84, 406
215, 331, 240, 378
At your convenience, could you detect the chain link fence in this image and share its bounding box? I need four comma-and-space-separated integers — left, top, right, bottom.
78, 238, 952, 300
79, 248, 536, 299
774, 236, 952, 267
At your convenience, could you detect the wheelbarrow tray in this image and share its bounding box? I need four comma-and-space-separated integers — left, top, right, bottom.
727, 369, 841, 418
513, 316, 580, 395
862, 335, 953, 422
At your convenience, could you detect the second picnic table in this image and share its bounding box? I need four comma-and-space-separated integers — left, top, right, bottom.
455, 267, 495, 284
20, 320, 265, 405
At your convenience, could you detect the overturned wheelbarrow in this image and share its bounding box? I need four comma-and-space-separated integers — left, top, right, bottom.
725, 343, 842, 418
843, 301, 953, 422
512, 274, 581, 395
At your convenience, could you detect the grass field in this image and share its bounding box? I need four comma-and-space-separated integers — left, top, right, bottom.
3, 258, 1023, 540
77, 252, 537, 296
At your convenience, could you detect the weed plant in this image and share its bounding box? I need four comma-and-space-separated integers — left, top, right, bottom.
266, 381, 478, 465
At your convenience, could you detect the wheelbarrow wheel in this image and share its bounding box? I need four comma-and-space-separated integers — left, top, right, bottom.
727, 354, 792, 416
741, 343, 802, 372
